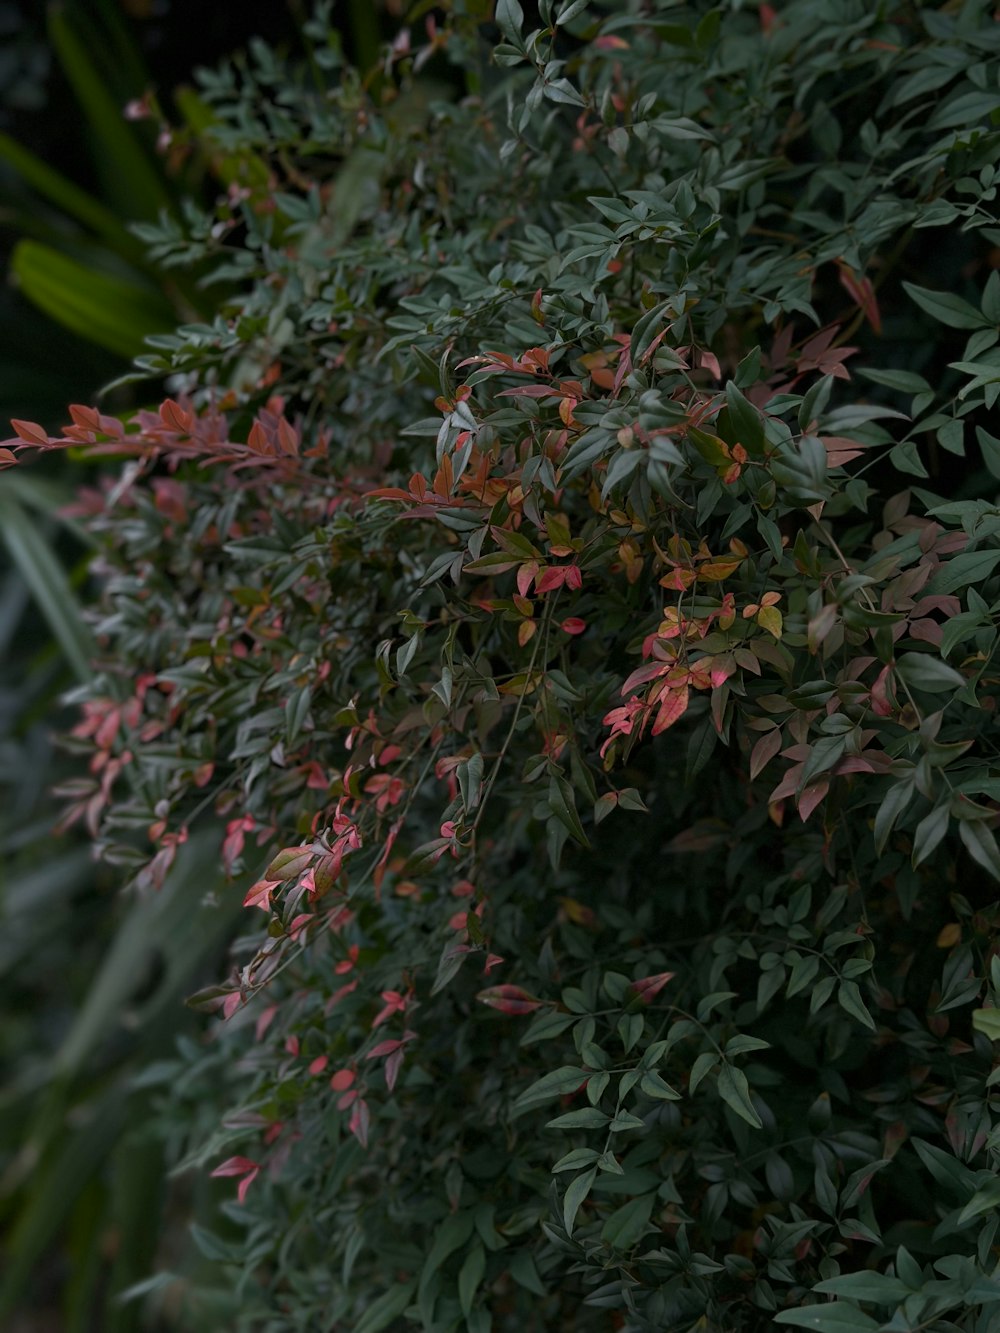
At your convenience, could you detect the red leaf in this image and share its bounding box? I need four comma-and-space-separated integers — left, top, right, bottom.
650, 685, 689, 735
211, 1155, 259, 1178
365, 1038, 404, 1060
535, 565, 567, 594
385, 1046, 406, 1092
870, 663, 896, 717
750, 728, 783, 780
246, 421, 270, 454
277, 416, 299, 455
237, 1168, 260, 1204
159, 398, 193, 434
243, 879, 273, 911
349, 1097, 370, 1147
797, 780, 830, 821
629, 972, 675, 1003
308, 1055, 328, 1075
560, 617, 587, 635
10, 418, 49, 447
329, 1068, 355, 1091
0, 447, 17, 468
837, 263, 882, 334
476, 984, 544, 1014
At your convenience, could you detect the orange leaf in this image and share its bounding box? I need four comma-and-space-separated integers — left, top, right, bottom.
697, 556, 742, 581
650, 685, 689, 735
11, 418, 49, 447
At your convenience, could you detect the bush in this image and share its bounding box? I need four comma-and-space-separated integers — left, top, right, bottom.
6, 1, 1000, 1328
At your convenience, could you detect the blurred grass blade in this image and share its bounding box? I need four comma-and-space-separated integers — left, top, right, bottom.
12, 240, 172, 359
48, 4, 171, 222
83, 0, 150, 102
0, 131, 140, 257
0, 491, 94, 682
52, 831, 239, 1080
0, 1088, 127, 1322
0, 471, 96, 549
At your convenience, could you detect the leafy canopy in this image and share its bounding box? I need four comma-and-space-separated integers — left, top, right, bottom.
6, 0, 1000, 1328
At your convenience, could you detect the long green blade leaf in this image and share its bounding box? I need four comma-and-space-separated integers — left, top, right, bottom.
48, 4, 171, 222
12, 240, 172, 359
0, 491, 94, 682
0, 131, 138, 256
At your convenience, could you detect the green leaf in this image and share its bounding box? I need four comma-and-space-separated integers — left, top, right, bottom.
894, 653, 966, 693
837, 981, 876, 1031
902, 282, 991, 331
600, 1193, 655, 1250
546, 1107, 610, 1129
724, 380, 766, 454
927, 549, 1000, 595
959, 820, 1000, 882
552, 1148, 600, 1173
813, 1272, 910, 1303
639, 1071, 681, 1101
354, 1282, 417, 1333
631, 299, 673, 365
856, 367, 931, 395
513, 1066, 588, 1114
419, 1212, 475, 1299
716, 1064, 763, 1128
556, 0, 590, 24
562, 1167, 596, 1235
458, 1242, 486, 1317
874, 779, 915, 855
977, 427, 1000, 481
957, 1178, 1000, 1226
774, 1304, 879, 1331
12, 240, 171, 359
495, 0, 525, 47
972, 1008, 1000, 1041
0, 491, 95, 683
912, 803, 950, 868
548, 776, 590, 847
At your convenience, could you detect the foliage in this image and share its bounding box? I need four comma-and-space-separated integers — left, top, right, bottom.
6, 0, 1000, 1329
0, 5, 309, 1329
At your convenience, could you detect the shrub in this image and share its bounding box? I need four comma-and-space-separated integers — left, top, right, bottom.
6, 1, 1000, 1329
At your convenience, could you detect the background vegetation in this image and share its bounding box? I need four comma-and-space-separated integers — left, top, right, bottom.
3, 1, 1000, 1331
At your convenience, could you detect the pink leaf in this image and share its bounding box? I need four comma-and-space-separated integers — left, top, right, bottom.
237, 1168, 260, 1204
750, 729, 783, 781
349, 1098, 370, 1148
211, 1156, 259, 1178
212, 1154, 260, 1199
10, 418, 50, 447
365, 1038, 404, 1060
476, 984, 544, 1014
242, 879, 273, 911
650, 685, 689, 735
385, 1046, 406, 1092
628, 972, 676, 1003
797, 780, 830, 821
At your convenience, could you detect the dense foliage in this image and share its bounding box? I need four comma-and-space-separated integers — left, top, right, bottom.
6, 1, 1000, 1328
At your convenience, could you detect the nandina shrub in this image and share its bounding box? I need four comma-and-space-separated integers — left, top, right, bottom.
7, 1, 1000, 1328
